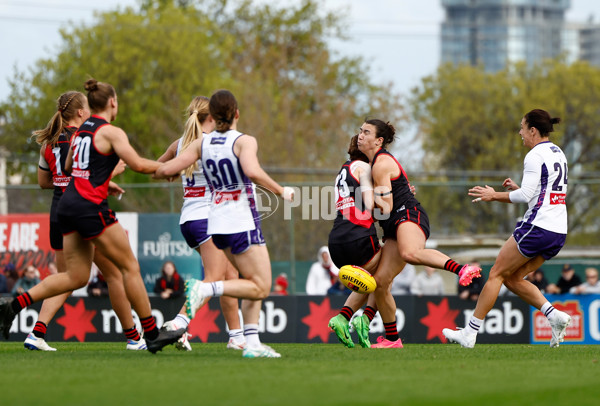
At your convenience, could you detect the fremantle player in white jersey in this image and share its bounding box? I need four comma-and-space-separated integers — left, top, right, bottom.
156, 96, 246, 351
443, 109, 572, 349
155, 90, 294, 358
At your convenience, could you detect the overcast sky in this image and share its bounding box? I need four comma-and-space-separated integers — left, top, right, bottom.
0, 0, 598, 101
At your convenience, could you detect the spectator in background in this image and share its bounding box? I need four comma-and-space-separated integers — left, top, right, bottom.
458, 262, 485, 301
390, 263, 416, 295
327, 279, 352, 296
410, 266, 444, 296
526, 268, 549, 293
546, 264, 582, 294
4, 263, 19, 294
0, 269, 7, 295
12, 265, 41, 297
272, 273, 289, 296
154, 260, 185, 299
87, 268, 109, 297
306, 246, 339, 295
47, 261, 58, 276
570, 267, 600, 295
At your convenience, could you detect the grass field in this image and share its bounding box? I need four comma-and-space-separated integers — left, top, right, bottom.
1, 342, 598, 406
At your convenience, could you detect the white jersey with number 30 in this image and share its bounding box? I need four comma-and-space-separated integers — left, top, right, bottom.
201, 129, 257, 235
509, 141, 568, 234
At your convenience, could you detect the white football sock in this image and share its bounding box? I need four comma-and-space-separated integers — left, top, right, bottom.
243, 324, 261, 348
200, 281, 224, 297
464, 315, 483, 335
541, 302, 557, 321
173, 314, 190, 330
229, 328, 244, 342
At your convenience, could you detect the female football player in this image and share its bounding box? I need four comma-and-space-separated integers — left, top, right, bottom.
155, 89, 294, 357
443, 109, 571, 348
0, 80, 184, 353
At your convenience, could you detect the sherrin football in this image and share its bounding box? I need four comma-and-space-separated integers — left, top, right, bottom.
338, 265, 377, 294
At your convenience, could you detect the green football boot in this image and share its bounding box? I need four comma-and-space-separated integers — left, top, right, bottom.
351, 314, 371, 348
328, 314, 354, 348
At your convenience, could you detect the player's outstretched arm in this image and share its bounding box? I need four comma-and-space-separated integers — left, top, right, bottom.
105, 126, 160, 174
154, 139, 202, 179
157, 139, 179, 163
236, 135, 293, 201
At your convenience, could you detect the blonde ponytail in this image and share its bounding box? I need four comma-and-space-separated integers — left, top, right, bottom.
180, 96, 210, 179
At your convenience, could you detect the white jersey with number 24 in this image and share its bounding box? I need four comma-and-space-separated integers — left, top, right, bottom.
509, 141, 568, 234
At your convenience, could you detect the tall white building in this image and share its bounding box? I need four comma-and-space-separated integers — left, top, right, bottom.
441, 0, 571, 72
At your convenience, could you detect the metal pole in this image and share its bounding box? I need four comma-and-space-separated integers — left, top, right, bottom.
289, 206, 296, 294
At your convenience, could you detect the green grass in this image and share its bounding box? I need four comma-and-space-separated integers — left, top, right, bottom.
1, 343, 599, 406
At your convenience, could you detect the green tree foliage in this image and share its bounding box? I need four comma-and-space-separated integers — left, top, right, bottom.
410, 59, 600, 243
0, 0, 405, 260
1, 0, 403, 180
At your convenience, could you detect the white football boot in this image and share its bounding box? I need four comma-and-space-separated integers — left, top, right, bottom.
443, 328, 476, 348
242, 344, 281, 358
549, 310, 571, 348
24, 333, 57, 351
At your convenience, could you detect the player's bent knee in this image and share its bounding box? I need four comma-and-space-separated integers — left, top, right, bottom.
503, 274, 523, 291
69, 275, 90, 290
256, 283, 271, 299
374, 273, 394, 289
398, 250, 419, 265
256, 291, 269, 300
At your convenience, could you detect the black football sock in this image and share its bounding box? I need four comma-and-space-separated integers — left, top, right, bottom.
444, 259, 463, 275
339, 306, 354, 321
384, 320, 399, 341
12, 292, 33, 313
124, 326, 141, 341
140, 316, 159, 341
32, 321, 47, 339
363, 306, 376, 322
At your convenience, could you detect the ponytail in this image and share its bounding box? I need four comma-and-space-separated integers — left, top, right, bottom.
84, 78, 115, 112
32, 91, 86, 146
524, 109, 561, 137
180, 96, 210, 179
209, 90, 237, 133
365, 118, 396, 148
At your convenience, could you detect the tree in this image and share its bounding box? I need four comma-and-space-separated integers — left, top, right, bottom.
0, 0, 406, 260
409, 59, 600, 243
1, 0, 404, 180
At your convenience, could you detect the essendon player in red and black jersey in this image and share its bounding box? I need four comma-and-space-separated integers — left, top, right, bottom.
354, 118, 481, 348
42, 128, 73, 193
371, 147, 422, 238
328, 136, 380, 271
327, 135, 382, 349
25, 91, 93, 350
67, 115, 120, 205
27, 91, 155, 352
38, 126, 75, 249
2, 79, 185, 353
332, 160, 375, 236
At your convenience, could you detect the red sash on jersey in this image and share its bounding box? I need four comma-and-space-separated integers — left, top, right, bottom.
336, 196, 374, 228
